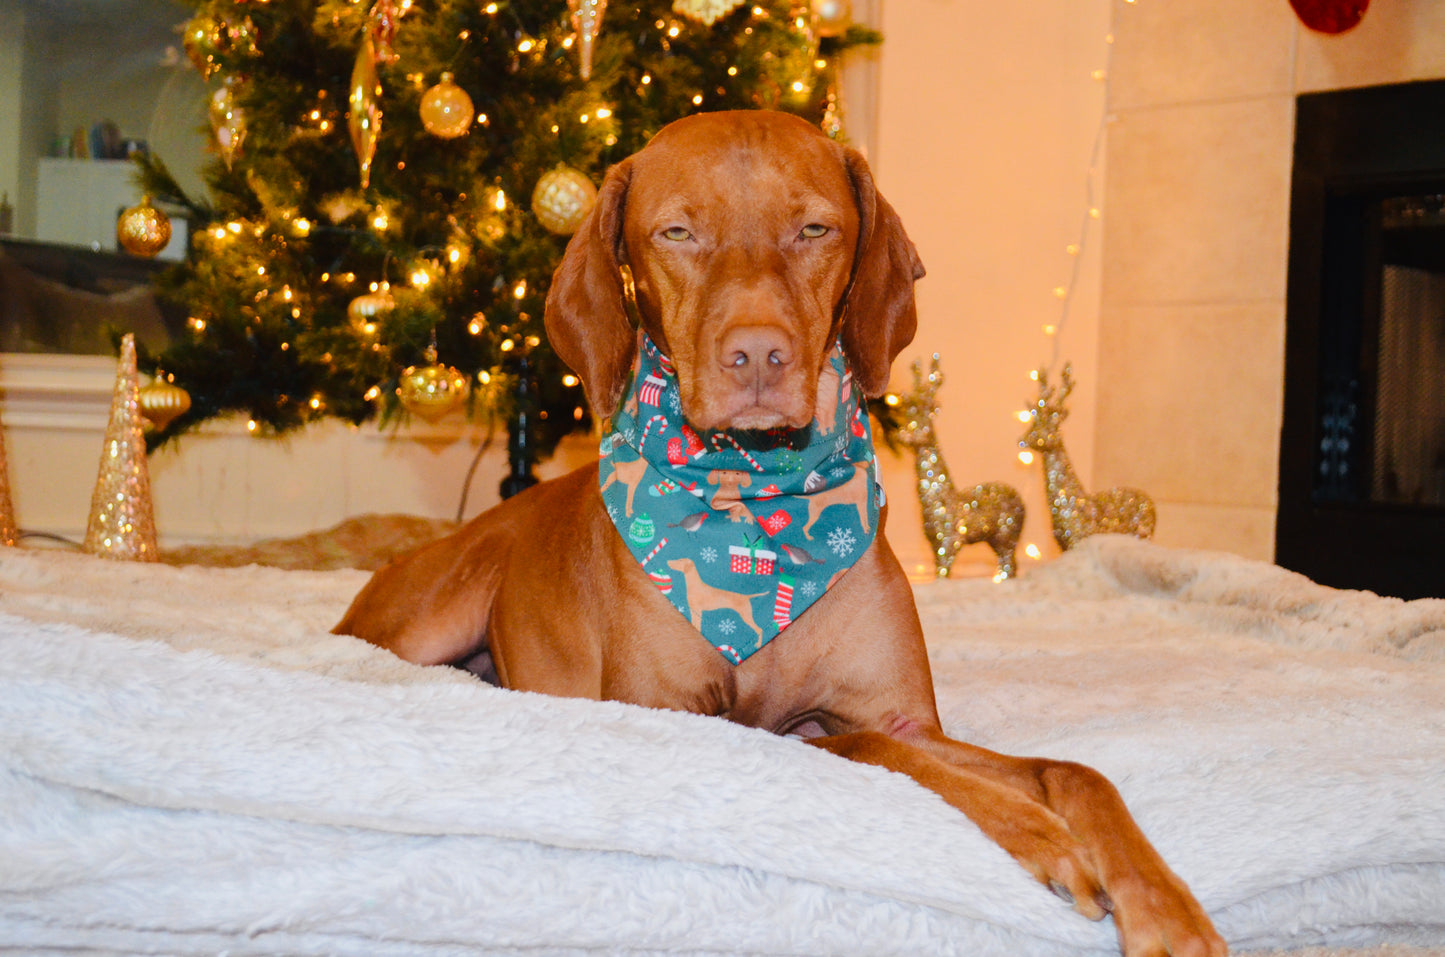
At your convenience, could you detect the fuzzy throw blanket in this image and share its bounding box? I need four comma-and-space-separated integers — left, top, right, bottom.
1, 535, 1443, 956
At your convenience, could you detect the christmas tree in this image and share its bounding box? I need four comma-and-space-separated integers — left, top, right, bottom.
135, 0, 878, 466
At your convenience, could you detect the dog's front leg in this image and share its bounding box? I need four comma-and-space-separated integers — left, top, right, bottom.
812, 730, 1227, 957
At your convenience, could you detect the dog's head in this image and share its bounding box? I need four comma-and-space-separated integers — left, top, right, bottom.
544, 110, 924, 432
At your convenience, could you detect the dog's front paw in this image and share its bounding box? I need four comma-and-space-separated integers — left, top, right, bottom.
1109, 873, 1228, 957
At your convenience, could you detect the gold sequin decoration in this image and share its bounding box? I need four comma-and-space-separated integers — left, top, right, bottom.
896, 355, 1024, 580
1019, 363, 1155, 550
0, 409, 17, 547
83, 334, 159, 562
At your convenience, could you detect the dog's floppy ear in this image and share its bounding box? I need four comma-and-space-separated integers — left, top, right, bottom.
839, 148, 925, 397
544, 158, 636, 419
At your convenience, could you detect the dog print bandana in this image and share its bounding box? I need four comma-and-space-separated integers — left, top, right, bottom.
600, 334, 881, 664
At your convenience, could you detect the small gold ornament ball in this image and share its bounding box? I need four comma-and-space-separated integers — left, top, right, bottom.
531, 165, 598, 236
397, 351, 471, 423
347, 285, 395, 326
811, 0, 851, 36
117, 197, 172, 258
138, 377, 192, 431
672, 0, 748, 25
419, 72, 475, 139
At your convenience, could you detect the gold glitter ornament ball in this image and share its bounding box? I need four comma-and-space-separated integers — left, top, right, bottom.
347, 285, 395, 327
532, 165, 597, 236
84, 335, 159, 562
138, 377, 192, 431
397, 347, 471, 423
419, 73, 474, 139
812, 0, 852, 36
116, 197, 171, 258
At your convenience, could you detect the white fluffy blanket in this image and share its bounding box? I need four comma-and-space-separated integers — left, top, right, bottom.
1, 536, 1443, 956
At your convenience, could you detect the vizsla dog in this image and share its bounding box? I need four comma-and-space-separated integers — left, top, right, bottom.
335, 110, 1225, 957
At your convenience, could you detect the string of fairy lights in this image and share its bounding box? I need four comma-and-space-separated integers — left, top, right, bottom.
1011, 4, 1122, 564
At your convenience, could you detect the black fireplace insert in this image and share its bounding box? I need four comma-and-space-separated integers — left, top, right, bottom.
1278, 79, 1445, 599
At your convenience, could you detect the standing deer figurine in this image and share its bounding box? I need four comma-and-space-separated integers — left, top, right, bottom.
1020, 363, 1156, 550
896, 356, 1025, 580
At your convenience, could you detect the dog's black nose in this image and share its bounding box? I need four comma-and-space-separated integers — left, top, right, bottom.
718, 324, 794, 391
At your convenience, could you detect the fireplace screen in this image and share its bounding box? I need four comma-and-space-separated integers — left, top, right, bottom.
1369, 197, 1445, 507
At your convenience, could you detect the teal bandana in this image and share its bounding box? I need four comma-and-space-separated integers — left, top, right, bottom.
600, 333, 881, 664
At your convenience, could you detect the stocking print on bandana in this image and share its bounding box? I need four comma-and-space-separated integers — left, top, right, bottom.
600, 334, 881, 664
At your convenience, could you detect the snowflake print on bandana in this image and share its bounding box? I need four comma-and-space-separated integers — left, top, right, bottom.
827, 526, 857, 557
599, 333, 879, 664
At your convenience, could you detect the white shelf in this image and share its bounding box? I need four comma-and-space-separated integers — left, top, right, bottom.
34, 158, 186, 261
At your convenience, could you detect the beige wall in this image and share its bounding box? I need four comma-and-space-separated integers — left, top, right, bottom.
1095, 0, 1445, 561
872, 0, 1113, 576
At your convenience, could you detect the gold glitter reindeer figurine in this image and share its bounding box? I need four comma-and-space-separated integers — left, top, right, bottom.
1020, 363, 1155, 551
897, 356, 1025, 580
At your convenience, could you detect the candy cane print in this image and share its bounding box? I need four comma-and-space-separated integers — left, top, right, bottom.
639, 537, 670, 567
640, 414, 669, 449
709, 432, 765, 472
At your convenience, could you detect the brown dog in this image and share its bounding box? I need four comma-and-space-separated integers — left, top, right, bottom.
335, 111, 1225, 957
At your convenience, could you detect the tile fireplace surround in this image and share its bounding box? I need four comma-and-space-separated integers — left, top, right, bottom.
1094, 0, 1445, 597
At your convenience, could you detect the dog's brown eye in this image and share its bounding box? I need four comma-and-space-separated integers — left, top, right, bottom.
662, 226, 693, 242
799, 223, 830, 239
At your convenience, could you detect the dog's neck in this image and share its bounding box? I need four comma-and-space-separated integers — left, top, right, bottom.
597, 334, 881, 664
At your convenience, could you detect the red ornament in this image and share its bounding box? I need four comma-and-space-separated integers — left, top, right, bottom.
370, 0, 401, 63
1289, 0, 1368, 34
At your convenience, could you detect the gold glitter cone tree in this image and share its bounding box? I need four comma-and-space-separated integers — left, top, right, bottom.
84, 335, 160, 562
0, 412, 17, 547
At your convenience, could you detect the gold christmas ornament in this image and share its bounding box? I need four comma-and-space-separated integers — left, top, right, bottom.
531, 165, 597, 236
349, 35, 383, 189
896, 356, 1024, 580
567, 0, 607, 80
116, 197, 172, 259
369, 0, 402, 64
1020, 363, 1156, 551
183, 13, 223, 78
320, 190, 369, 225
397, 344, 470, 423
811, 0, 852, 36
672, 0, 747, 25
0, 410, 17, 547
209, 77, 246, 169
347, 284, 395, 326
84, 335, 159, 562
226, 15, 260, 60
419, 73, 475, 139
138, 376, 192, 431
